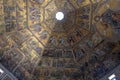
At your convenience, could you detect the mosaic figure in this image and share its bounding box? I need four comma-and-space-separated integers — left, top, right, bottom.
68, 35, 75, 44
40, 30, 48, 39
101, 9, 120, 29
75, 30, 83, 38
33, 24, 42, 33
49, 36, 56, 45
30, 7, 40, 23
59, 37, 65, 46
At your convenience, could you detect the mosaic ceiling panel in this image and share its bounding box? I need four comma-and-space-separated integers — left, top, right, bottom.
0, 0, 120, 80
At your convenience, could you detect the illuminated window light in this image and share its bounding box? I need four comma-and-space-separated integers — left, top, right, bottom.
108, 74, 116, 80
55, 12, 64, 20
0, 68, 4, 75
111, 78, 117, 80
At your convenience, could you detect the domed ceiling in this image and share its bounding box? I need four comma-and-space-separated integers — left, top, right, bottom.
27, 0, 92, 48
0, 0, 120, 80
